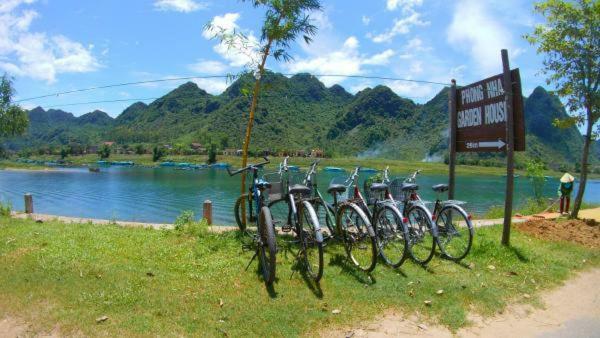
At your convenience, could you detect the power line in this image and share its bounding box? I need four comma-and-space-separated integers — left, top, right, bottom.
44, 97, 161, 109
15, 73, 451, 104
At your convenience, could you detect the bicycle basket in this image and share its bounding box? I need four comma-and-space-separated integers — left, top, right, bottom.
363, 179, 385, 205
389, 178, 408, 201
263, 172, 284, 202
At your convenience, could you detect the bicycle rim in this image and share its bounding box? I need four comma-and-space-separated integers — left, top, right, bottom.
338, 204, 377, 272
300, 201, 324, 282
376, 205, 409, 267
436, 206, 473, 260
406, 205, 435, 264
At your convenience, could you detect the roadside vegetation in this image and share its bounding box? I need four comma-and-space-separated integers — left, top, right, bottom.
0, 215, 598, 336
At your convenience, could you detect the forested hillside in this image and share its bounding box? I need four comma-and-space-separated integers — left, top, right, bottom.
5, 72, 591, 169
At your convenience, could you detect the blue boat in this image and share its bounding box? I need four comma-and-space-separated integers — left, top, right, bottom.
361, 168, 378, 173
190, 164, 208, 169
210, 163, 230, 169
111, 161, 134, 166
97, 160, 110, 165
324, 166, 345, 172
176, 162, 192, 168
160, 161, 176, 167
288, 165, 300, 172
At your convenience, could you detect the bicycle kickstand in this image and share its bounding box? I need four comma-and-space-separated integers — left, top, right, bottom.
245, 250, 258, 271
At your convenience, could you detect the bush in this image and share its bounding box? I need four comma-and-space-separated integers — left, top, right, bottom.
98, 144, 111, 159
152, 146, 166, 162
0, 200, 12, 217
174, 210, 208, 236
208, 143, 217, 164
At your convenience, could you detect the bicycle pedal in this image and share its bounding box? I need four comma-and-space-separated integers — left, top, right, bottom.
281, 225, 292, 233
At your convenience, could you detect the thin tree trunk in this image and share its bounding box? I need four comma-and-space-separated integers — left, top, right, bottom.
239, 39, 274, 226
571, 108, 593, 218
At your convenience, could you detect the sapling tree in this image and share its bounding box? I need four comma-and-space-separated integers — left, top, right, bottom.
205, 0, 321, 225
525, 0, 599, 218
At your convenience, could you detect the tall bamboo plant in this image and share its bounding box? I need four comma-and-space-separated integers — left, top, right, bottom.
205, 0, 321, 226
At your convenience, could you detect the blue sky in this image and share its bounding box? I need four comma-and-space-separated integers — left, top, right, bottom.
2, 0, 548, 117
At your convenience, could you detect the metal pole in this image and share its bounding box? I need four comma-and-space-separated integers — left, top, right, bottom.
24, 193, 33, 214
501, 49, 515, 246
448, 79, 457, 200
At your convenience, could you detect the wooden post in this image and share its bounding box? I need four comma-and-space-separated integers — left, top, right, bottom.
501, 49, 515, 246
24, 193, 33, 214
203, 200, 212, 225
448, 79, 457, 200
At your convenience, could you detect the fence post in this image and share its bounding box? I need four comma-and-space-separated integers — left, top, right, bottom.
203, 200, 212, 225
24, 193, 34, 214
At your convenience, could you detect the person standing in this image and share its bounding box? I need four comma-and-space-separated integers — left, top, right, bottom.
558, 173, 575, 214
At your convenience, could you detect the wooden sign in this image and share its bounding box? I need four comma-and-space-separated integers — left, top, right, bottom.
455, 69, 525, 152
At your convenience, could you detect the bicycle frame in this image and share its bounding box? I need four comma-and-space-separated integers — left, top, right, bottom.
228, 157, 271, 229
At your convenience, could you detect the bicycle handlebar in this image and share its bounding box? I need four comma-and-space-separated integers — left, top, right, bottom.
227, 157, 270, 176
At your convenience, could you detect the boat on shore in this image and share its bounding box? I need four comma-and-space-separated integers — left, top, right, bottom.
324, 166, 345, 172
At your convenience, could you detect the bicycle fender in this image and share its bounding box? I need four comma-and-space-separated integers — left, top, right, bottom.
302, 200, 323, 243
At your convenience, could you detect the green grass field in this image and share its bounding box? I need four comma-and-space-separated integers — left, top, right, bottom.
0, 216, 598, 336
1, 153, 552, 177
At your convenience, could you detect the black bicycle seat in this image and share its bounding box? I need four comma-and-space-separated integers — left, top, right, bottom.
432, 184, 448, 193
401, 183, 418, 191
289, 184, 311, 195
327, 184, 346, 194
369, 183, 388, 192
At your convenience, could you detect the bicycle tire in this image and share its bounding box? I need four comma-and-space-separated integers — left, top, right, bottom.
299, 200, 324, 282
234, 193, 251, 232
337, 203, 378, 272
436, 204, 474, 261
374, 203, 409, 268
313, 198, 336, 236
406, 204, 436, 265
258, 207, 277, 285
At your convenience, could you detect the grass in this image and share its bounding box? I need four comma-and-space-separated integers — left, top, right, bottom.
2, 154, 551, 177
0, 216, 598, 336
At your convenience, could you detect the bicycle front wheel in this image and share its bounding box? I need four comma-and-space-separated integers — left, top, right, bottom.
337, 203, 377, 272
258, 207, 277, 285
406, 204, 436, 265
436, 204, 474, 261
299, 201, 324, 282
374, 204, 409, 267
234, 193, 251, 232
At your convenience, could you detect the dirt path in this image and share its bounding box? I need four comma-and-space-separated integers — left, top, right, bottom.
326, 269, 600, 338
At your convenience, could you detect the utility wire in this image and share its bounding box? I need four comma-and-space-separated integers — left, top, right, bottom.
15, 74, 451, 104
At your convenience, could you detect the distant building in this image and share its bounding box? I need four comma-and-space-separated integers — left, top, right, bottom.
295, 149, 307, 157
190, 143, 203, 150
103, 141, 115, 147
223, 148, 238, 156
310, 149, 324, 158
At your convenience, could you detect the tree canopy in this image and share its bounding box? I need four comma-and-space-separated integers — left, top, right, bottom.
0, 74, 28, 138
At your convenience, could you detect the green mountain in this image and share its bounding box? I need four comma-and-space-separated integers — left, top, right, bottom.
5, 73, 590, 169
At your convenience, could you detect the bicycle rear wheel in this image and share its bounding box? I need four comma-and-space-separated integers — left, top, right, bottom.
299, 201, 324, 282
234, 193, 252, 232
374, 204, 409, 267
337, 203, 377, 272
436, 204, 474, 261
406, 204, 436, 265
258, 207, 277, 285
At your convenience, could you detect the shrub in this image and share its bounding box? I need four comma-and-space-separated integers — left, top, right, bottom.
174, 210, 208, 236
0, 200, 12, 217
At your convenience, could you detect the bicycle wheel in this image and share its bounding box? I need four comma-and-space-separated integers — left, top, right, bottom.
406, 204, 436, 265
268, 198, 292, 228
436, 204, 474, 261
299, 201, 324, 282
374, 204, 409, 267
258, 207, 277, 285
337, 203, 377, 272
234, 193, 251, 231
313, 198, 335, 237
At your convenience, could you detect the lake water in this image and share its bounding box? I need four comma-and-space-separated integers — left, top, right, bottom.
1, 166, 599, 225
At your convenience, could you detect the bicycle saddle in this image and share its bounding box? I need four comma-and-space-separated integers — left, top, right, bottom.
327, 184, 347, 194
289, 184, 311, 195
400, 183, 418, 191
369, 183, 388, 192
432, 184, 448, 193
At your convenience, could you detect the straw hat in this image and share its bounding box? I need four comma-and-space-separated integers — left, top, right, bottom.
560, 173, 575, 183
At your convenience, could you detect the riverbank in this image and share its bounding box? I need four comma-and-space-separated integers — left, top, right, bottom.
0, 215, 597, 336
0, 154, 556, 177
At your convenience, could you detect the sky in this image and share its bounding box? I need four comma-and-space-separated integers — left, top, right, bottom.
1, 0, 549, 117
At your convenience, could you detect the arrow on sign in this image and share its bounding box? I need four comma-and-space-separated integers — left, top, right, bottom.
479, 139, 506, 149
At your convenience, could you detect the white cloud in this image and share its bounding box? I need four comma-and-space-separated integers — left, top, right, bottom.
0, 1, 99, 83
203, 13, 260, 68
361, 15, 371, 26
192, 77, 228, 94
447, 0, 514, 74
368, 12, 429, 43
188, 59, 228, 74
153, 0, 206, 13
387, 0, 423, 12
287, 36, 395, 86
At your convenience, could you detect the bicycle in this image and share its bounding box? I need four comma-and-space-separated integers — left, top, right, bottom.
267, 157, 324, 282
228, 158, 277, 285
308, 163, 378, 273
389, 170, 475, 262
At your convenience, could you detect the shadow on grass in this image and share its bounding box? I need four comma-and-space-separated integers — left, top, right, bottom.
507, 245, 530, 263
329, 254, 376, 285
